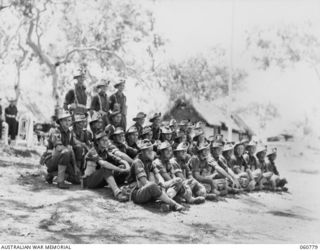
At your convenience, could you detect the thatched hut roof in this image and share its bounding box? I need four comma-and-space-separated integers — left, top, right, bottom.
163, 98, 254, 136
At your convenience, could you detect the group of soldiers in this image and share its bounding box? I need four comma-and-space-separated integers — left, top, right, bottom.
41, 67, 288, 212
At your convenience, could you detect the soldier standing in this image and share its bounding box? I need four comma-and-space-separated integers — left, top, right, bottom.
64, 68, 87, 114
5, 98, 18, 142
90, 79, 110, 127
109, 79, 127, 130
149, 112, 161, 142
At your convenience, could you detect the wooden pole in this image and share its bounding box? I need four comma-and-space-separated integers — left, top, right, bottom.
228, 0, 235, 142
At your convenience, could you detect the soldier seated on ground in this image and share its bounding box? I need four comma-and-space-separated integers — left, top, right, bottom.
190, 129, 206, 155
139, 126, 153, 141
89, 111, 104, 135
266, 148, 288, 191
188, 142, 222, 198
132, 112, 146, 138
177, 120, 188, 133
125, 126, 140, 151
172, 129, 187, 150
82, 131, 130, 202
251, 145, 270, 190
152, 141, 195, 204
110, 127, 138, 163
42, 109, 81, 189
220, 143, 243, 190
230, 141, 256, 191
72, 113, 93, 173
169, 119, 178, 139
109, 110, 124, 131
130, 139, 184, 211
159, 126, 174, 145
243, 141, 264, 190
170, 142, 207, 204
209, 141, 241, 194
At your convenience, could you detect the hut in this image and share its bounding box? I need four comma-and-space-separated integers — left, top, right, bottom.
162, 98, 254, 142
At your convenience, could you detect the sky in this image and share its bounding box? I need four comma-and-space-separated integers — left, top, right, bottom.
153, 0, 320, 61
140, 0, 320, 135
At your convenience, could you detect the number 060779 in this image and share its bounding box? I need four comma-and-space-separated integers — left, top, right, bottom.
300, 245, 318, 249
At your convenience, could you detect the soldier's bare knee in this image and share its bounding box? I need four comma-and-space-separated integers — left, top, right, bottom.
147, 182, 162, 197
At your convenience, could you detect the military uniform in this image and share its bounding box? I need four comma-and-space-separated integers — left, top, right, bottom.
89, 111, 104, 135
83, 146, 124, 188
73, 123, 93, 173
109, 91, 127, 130
230, 155, 249, 174
213, 155, 230, 172
151, 125, 161, 142
45, 125, 80, 185
188, 154, 218, 193
126, 127, 140, 151
132, 112, 146, 138
134, 122, 143, 138
171, 154, 192, 179
188, 155, 215, 177
170, 154, 207, 200
221, 154, 233, 169
64, 83, 87, 114
91, 92, 109, 126
5, 104, 18, 140
112, 140, 138, 159
256, 158, 267, 173
243, 153, 258, 171
131, 153, 163, 204
108, 110, 124, 131
266, 159, 279, 176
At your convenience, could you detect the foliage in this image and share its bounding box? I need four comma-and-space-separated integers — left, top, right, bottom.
156, 49, 247, 102
246, 23, 320, 71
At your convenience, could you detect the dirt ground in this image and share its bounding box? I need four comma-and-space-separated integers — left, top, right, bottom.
0, 142, 320, 244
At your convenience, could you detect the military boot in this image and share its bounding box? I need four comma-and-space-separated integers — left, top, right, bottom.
57, 165, 70, 189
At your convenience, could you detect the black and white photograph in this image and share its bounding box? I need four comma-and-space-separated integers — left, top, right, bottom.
0, 0, 319, 248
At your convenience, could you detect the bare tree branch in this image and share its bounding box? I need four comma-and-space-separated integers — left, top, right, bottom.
14, 34, 28, 102
55, 46, 127, 75
26, 16, 59, 104
0, 18, 25, 59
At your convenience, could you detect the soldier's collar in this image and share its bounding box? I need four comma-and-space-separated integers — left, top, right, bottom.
139, 153, 152, 164
76, 83, 86, 90
59, 125, 70, 133
96, 145, 107, 154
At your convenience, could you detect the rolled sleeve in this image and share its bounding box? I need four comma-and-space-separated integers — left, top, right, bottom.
188, 156, 200, 173
85, 148, 101, 162
133, 159, 147, 180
